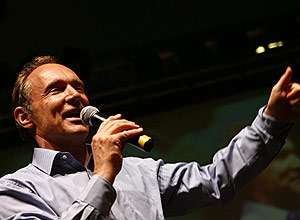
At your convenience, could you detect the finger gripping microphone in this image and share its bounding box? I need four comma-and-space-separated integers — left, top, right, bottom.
80, 106, 154, 152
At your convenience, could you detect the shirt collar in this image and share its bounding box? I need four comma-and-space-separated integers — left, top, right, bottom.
32, 147, 88, 176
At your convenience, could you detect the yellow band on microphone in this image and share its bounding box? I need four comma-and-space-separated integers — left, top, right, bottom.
138, 135, 152, 148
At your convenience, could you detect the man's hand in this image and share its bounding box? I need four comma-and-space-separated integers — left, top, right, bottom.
265, 66, 300, 122
91, 114, 143, 184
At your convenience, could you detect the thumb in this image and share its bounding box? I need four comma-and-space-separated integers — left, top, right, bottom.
276, 66, 292, 91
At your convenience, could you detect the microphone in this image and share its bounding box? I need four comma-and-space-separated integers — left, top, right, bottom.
80, 106, 154, 152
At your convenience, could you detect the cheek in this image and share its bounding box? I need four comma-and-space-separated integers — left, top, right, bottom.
33, 100, 62, 123
47, 95, 66, 111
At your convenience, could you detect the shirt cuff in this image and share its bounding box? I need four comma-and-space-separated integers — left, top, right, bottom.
78, 174, 116, 217
256, 106, 293, 139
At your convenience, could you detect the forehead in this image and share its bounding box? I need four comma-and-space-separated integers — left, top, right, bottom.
27, 63, 82, 87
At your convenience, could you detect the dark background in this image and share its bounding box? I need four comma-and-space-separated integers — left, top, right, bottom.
0, 0, 300, 149
1, 1, 300, 219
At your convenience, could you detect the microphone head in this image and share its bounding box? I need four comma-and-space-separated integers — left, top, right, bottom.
80, 106, 99, 126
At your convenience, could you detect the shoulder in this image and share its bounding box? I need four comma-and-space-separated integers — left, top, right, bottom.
0, 164, 41, 192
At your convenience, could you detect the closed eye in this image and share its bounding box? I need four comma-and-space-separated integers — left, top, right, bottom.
48, 86, 64, 94
75, 86, 85, 93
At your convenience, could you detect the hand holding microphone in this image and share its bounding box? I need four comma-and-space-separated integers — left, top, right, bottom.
80, 106, 154, 152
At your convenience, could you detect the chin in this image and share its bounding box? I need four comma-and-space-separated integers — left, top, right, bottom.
66, 125, 89, 136
72, 127, 89, 134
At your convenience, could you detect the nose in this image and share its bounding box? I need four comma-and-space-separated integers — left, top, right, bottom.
65, 85, 81, 104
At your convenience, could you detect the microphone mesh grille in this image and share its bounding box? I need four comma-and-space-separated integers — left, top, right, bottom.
80, 106, 99, 126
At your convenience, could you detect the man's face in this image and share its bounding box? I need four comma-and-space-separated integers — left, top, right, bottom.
26, 63, 90, 144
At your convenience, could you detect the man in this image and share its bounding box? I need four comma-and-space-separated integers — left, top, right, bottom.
0, 55, 300, 219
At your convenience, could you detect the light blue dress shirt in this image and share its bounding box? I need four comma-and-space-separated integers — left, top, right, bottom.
0, 107, 292, 219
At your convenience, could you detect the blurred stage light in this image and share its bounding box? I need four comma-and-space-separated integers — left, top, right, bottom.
255, 46, 266, 54
268, 41, 284, 49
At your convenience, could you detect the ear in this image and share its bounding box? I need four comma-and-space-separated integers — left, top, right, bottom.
14, 106, 34, 129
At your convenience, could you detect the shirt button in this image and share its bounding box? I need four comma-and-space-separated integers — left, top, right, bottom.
62, 155, 67, 159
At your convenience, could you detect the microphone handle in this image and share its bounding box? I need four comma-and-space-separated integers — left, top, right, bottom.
91, 114, 154, 152
127, 135, 154, 152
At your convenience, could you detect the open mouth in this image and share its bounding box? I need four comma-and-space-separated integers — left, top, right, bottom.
63, 110, 81, 119
66, 113, 80, 118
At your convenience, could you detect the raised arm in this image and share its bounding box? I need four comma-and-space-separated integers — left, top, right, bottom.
160, 67, 298, 217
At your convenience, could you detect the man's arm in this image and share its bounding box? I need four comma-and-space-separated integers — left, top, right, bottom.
159, 67, 300, 217
159, 106, 292, 217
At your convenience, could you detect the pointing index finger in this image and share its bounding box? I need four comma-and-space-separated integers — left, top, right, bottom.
276, 66, 292, 91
